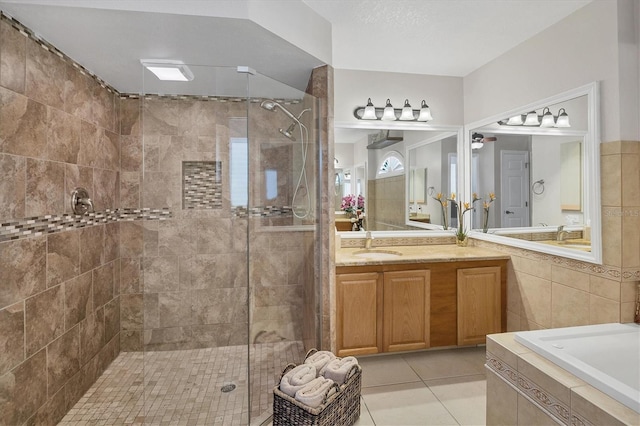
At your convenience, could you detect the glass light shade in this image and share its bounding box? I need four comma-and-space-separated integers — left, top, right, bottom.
399, 99, 414, 121
417, 100, 433, 121
381, 99, 396, 121
361, 98, 377, 120
555, 108, 571, 127
523, 111, 540, 126
471, 141, 484, 149
506, 115, 524, 125
539, 108, 555, 128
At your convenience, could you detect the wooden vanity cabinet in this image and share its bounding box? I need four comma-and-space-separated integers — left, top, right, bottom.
336, 272, 383, 356
336, 269, 430, 356
336, 259, 506, 355
457, 266, 502, 346
383, 270, 430, 352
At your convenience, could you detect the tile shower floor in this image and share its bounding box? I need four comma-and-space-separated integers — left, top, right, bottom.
60, 341, 304, 426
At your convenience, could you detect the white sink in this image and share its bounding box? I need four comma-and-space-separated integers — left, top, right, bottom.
353, 249, 403, 259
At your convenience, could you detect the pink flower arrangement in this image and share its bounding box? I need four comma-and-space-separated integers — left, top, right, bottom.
341, 194, 365, 213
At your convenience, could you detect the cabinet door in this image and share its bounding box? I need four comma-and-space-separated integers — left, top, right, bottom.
383, 270, 430, 352
457, 266, 501, 346
336, 272, 383, 356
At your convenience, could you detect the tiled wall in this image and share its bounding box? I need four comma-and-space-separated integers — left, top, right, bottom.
368, 175, 408, 230
474, 140, 640, 331
119, 95, 319, 351
0, 16, 122, 425
307, 65, 334, 352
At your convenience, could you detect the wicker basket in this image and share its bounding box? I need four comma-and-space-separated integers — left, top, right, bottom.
273, 351, 362, 426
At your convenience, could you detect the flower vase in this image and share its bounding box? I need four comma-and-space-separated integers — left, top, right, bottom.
456, 236, 468, 247
482, 209, 490, 233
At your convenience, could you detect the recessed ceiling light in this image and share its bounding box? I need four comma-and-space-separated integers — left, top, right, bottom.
140, 59, 194, 81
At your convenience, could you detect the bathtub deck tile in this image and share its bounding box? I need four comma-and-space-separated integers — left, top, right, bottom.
571, 384, 640, 426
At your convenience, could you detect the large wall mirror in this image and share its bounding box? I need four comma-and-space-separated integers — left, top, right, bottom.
466, 82, 601, 264
334, 122, 462, 235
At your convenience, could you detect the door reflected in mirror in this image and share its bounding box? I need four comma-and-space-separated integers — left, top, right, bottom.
471, 133, 585, 230
467, 82, 601, 263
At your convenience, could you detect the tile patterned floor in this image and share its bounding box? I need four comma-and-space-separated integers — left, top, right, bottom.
60, 341, 304, 426
354, 346, 488, 426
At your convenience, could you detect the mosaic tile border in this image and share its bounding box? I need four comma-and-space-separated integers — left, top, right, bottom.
472, 238, 633, 282
486, 351, 518, 387
0, 11, 119, 94
231, 206, 294, 218
517, 372, 571, 425
571, 412, 593, 426
0, 208, 171, 243
486, 351, 570, 426
340, 235, 456, 248
122, 93, 303, 105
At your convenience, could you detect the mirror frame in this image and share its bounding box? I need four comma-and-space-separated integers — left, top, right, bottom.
334, 121, 464, 238
463, 82, 601, 264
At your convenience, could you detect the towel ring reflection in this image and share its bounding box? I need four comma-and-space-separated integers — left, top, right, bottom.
532, 179, 545, 195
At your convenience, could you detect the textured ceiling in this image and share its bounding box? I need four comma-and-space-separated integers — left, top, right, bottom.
304, 0, 592, 76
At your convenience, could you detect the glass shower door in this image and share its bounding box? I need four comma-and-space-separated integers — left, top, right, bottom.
136, 64, 321, 424
137, 65, 252, 424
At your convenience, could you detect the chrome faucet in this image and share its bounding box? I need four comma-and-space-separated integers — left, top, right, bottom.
71, 187, 95, 215
365, 231, 374, 249
556, 225, 569, 242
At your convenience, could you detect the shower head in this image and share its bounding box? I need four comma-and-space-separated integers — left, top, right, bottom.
260, 99, 297, 122
279, 123, 297, 141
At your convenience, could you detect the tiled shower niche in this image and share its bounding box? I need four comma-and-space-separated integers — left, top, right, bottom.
183, 161, 223, 210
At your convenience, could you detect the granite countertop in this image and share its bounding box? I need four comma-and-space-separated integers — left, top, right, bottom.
336, 244, 510, 266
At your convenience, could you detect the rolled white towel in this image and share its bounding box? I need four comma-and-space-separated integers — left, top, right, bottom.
319, 356, 359, 385
279, 364, 317, 397
304, 351, 336, 376
294, 377, 336, 408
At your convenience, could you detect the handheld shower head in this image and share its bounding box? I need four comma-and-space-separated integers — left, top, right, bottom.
260, 99, 297, 122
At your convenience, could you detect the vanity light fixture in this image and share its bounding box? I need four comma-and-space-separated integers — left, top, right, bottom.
417, 100, 433, 121
399, 99, 415, 120
506, 115, 524, 125
523, 111, 540, 126
141, 59, 194, 81
382, 99, 396, 121
361, 98, 377, 119
353, 98, 433, 122
498, 107, 570, 128
539, 107, 555, 128
555, 108, 571, 127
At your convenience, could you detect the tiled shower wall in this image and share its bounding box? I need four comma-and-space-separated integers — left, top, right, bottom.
118, 96, 318, 351
0, 9, 325, 424
0, 17, 121, 425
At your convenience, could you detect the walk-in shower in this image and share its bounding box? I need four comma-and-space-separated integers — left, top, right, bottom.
54, 66, 323, 426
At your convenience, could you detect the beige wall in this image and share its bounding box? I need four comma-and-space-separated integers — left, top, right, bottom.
464, 0, 640, 331
334, 69, 464, 125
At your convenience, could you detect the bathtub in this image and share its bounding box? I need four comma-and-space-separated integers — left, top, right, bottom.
514, 323, 640, 414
